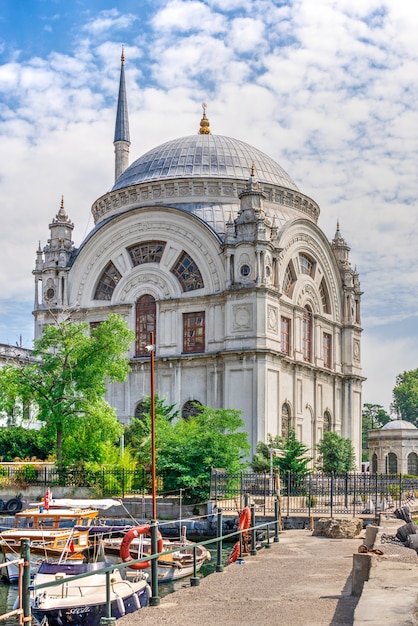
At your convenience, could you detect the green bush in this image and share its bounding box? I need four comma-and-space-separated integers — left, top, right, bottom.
14, 464, 38, 483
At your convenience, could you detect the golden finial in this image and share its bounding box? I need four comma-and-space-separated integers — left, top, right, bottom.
121, 46, 125, 66
251, 163, 255, 177
198, 102, 211, 134
60, 195, 64, 210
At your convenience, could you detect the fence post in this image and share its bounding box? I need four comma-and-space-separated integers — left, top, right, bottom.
149, 521, 161, 606
399, 473, 402, 508
345, 473, 348, 509
353, 472, 357, 517
122, 467, 125, 499
21, 538, 31, 624
287, 471, 290, 517
216, 508, 224, 572
330, 473, 334, 518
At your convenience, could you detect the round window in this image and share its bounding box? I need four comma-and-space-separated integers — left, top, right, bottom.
240, 264, 251, 277
46, 288, 55, 300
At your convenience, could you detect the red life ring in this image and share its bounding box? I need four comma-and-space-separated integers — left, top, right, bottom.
228, 506, 251, 564
120, 525, 164, 570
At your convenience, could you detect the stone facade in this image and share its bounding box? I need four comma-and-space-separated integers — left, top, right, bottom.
32, 60, 364, 465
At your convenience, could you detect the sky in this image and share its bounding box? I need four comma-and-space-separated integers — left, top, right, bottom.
0, 0, 417, 414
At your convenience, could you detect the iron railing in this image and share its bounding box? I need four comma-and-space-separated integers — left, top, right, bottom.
209, 470, 418, 516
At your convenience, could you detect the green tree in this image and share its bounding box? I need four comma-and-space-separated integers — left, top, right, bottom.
361, 403, 391, 460
251, 430, 311, 475
0, 425, 54, 461
0, 313, 134, 465
392, 369, 418, 425
316, 431, 356, 473
127, 400, 250, 503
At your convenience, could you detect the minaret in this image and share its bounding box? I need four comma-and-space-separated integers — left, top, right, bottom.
114, 48, 130, 181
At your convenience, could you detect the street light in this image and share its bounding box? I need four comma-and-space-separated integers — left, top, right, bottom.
145, 332, 156, 521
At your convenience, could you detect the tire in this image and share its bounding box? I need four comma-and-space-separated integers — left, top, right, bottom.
5, 498, 22, 513
0, 499, 5, 512
396, 522, 417, 543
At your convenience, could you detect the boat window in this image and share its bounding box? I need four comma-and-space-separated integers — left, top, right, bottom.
58, 520, 75, 528
39, 518, 54, 528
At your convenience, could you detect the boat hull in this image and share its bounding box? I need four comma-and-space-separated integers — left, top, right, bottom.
32, 585, 151, 626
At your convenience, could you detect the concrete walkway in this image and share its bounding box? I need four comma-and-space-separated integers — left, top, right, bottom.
119, 529, 360, 626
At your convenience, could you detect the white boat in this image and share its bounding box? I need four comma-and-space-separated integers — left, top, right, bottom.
30, 560, 151, 626
100, 524, 211, 582
0, 504, 99, 582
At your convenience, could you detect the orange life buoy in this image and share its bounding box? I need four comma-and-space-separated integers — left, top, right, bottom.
228, 506, 251, 564
120, 525, 164, 570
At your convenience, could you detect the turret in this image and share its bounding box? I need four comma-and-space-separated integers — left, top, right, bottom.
114, 49, 130, 181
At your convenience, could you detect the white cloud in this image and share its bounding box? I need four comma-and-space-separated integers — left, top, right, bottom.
82, 9, 138, 36
152, 0, 226, 34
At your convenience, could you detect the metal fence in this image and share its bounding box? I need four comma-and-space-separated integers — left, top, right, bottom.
0, 466, 154, 498
209, 470, 418, 516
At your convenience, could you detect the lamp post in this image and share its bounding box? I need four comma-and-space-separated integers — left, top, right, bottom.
145, 331, 157, 521
268, 447, 284, 496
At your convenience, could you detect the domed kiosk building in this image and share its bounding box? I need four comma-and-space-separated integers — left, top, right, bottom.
369, 420, 418, 474
32, 57, 364, 464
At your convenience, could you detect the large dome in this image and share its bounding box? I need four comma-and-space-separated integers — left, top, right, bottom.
112, 134, 299, 192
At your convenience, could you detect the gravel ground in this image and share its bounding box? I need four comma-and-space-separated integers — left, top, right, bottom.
118, 529, 364, 626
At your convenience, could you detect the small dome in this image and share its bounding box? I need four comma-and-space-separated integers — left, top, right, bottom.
381, 419, 417, 430
112, 134, 299, 192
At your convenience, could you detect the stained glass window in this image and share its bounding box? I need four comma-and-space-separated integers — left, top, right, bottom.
319, 279, 330, 314
299, 253, 314, 277
173, 252, 204, 292
94, 262, 122, 300
127, 241, 166, 266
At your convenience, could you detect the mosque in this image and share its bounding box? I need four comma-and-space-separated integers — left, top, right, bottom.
32, 55, 364, 464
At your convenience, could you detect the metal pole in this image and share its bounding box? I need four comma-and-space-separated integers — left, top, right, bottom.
216, 508, 224, 572
190, 545, 200, 586
21, 539, 31, 624
274, 498, 279, 542
250, 503, 257, 556
149, 331, 157, 522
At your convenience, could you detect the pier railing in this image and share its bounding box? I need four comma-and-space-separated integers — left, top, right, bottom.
21, 505, 281, 621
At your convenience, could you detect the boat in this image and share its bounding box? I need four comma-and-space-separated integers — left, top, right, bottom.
99, 524, 211, 582
30, 560, 151, 626
0, 502, 100, 582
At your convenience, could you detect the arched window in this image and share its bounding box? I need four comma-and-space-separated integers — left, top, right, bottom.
299, 253, 315, 277
302, 306, 312, 363
323, 411, 331, 432
372, 453, 378, 474
319, 279, 330, 314
94, 261, 122, 300
135, 401, 147, 420
127, 240, 166, 266
386, 452, 397, 474
172, 252, 204, 291
282, 262, 296, 296
281, 404, 291, 440
182, 400, 203, 420
135, 295, 156, 356
408, 452, 418, 476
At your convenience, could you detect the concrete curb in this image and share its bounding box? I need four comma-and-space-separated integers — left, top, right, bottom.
354, 515, 418, 625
